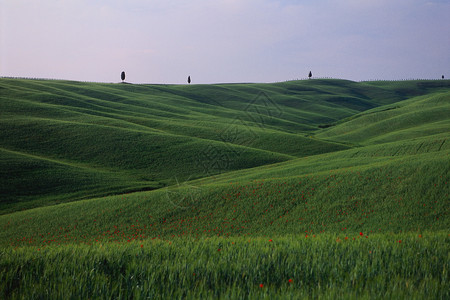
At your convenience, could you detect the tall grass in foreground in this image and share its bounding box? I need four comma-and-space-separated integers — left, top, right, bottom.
1, 233, 448, 299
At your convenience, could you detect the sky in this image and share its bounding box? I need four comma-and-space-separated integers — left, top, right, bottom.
1, 0, 449, 84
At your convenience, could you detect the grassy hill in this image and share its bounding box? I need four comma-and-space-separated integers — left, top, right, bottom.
316, 91, 450, 145
1, 130, 448, 247
1, 77, 448, 214
2, 77, 432, 213
0, 78, 449, 298
3, 78, 371, 212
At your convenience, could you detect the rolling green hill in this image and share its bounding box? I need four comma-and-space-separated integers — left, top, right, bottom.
0, 77, 448, 225
316, 91, 450, 145
2, 78, 364, 212
1, 78, 449, 299
2, 134, 448, 247
4, 78, 441, 213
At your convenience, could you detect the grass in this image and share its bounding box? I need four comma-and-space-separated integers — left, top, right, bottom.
1, 143, 448, 248
316, 91, 450, 145
1, 234, 448, 299
0, 78, 449, 298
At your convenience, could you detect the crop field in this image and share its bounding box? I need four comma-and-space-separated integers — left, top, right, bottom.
2, 234, 448, 299
0, 78, 449, 298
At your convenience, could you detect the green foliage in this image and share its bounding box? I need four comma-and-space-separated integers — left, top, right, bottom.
1, 234, 448, 299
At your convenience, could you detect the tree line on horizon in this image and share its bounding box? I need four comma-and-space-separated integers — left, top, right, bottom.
119, 71, 315, 84
3, 71, 446, 84
119, 70, 446, 83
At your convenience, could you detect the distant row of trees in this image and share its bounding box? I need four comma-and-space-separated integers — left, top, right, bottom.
120, 71, 444, 83
1, 74, 445, 84
119, 71, 315, 83
120, 71, 192, 84
120, 69, 446, 83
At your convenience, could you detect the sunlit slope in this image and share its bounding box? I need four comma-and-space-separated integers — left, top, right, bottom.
1, 133, 448, 247
316, 91, 450, 145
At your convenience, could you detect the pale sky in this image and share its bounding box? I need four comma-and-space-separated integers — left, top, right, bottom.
1, 0, 449, 84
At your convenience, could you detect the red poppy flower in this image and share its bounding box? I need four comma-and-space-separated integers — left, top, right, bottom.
288, 279, 293, 283
259, 283, 264, 288
359, 232, 363, 236
269, 239, 273, 242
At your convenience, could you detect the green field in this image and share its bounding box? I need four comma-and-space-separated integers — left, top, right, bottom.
1, 78, 449, 298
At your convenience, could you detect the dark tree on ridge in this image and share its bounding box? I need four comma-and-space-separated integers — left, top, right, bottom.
308, 71, 312, 79
121, 71, 126, 82
188, 76, 191, 84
